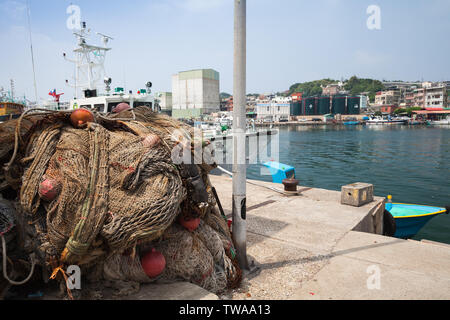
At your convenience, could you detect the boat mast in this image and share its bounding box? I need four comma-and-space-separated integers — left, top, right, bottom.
64, 22, 112, 99
26, 0, 38, 103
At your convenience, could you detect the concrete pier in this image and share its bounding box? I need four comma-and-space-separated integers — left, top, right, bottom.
206, 175, 450, 300
42, 174, 450, 300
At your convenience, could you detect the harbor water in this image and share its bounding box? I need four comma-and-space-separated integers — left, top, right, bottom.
216, 125, 450, 244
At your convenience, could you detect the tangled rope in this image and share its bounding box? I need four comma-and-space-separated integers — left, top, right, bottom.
1, 234, 36, 286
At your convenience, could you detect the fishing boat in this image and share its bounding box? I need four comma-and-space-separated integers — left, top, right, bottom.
386, 201, 448, 238
408, 119, 429, 125
430, 116, 450, 125
63, 22, 155, 113
343, 120, 360, 125
366, 116, 407, 124
0, 102, 25, 122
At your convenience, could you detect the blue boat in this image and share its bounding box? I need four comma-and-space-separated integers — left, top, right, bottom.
343, 121, 360, 125
387, 203, 448, 238
263, 161, 296, 184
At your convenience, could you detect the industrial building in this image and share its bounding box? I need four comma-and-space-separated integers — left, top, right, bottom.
290, 95, 361, 116
171, 69, 220, 119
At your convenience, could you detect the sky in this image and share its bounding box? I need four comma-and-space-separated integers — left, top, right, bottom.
0, 0, 449, 102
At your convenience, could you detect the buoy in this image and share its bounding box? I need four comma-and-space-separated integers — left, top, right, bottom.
179, 216, 201, 232
141, 248, 166, 278
142, 134, 160, 148
70, 108, 94, 128
112, 103, 131, 113
38, 179, 61, 201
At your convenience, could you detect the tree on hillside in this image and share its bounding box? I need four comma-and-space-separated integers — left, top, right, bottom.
220, 92, 231, 99
344, 76, 384, 102
288, 79, 336, 96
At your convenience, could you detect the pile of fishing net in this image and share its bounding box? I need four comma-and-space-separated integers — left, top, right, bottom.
0, 107, 241, 299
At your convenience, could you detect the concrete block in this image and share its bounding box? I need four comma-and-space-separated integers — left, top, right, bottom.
341, 183, 373, 207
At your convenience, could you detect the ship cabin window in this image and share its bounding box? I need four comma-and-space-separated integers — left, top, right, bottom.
94, 104, 105, 112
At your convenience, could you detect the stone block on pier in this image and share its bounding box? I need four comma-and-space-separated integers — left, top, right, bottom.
341, 182, 374, 207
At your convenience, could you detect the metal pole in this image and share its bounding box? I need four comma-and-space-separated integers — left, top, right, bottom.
232, 0, 249, 270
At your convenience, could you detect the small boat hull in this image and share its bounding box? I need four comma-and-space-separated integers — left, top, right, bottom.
343, 121, 360, 125
387, 203, 447, 238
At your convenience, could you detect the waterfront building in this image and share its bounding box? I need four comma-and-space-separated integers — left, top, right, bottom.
256, 96, 290, 121
171, 69, 220, 119
380, 105, 400, 114
375, 89, 401, 106
359, 95, 369, 110
405, 91, 415, 108
413, 88, 425, 108
423, 83, 448, 110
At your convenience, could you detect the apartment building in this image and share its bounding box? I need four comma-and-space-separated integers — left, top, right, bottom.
375, 89, 401, 106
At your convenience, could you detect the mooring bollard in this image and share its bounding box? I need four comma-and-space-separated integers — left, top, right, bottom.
282, 178, 299, 195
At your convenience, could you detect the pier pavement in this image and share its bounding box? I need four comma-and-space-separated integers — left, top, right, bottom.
45, 175, 450, 300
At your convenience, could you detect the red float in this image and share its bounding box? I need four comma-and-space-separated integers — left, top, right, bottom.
38, 179, 61, 201
70, 108, 94, 128
179, 216, 201, 232
112, 103, 131, 113
142, 134, 160, 148
141, 248, 166, 278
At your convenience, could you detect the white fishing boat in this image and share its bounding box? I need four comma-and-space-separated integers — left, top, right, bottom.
62, 22, 156, 113
366, 116, 407, 124
430, 116, 450, 125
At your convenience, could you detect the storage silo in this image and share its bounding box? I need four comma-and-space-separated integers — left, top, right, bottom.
290, 102, 302, 116
317, 96, 331, 115
347, 97, 361, 115
303, 97, 316, 115
332, 96, 346, 114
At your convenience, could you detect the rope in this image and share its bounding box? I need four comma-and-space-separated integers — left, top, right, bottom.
4, 108, 72, 171
1, 234, 36, 286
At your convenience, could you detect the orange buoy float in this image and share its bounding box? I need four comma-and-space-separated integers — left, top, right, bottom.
142, 134, 160, 148
38, 179, 61, 201
112, 103, 131, 113
178, 215, 201, 232
70, 108, 94, 128
141, 248, 166, 278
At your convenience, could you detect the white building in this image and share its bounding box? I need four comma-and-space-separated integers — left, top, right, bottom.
256, 96, 291, 122
359, 95, 368, 109
172, 69, 220, 118
423, 83, 448, 109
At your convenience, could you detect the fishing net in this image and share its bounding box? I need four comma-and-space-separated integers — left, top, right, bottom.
0, 107, 241, 299
0, 198, 15, 236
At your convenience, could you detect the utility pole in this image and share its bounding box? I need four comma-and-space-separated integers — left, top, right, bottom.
232, 0, 249, 270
